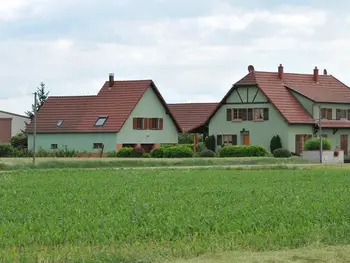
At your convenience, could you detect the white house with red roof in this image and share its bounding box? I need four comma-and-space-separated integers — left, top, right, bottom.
206, 64, 350, 154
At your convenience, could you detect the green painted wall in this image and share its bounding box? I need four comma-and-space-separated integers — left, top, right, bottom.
287, 125, 314, 153
291, 91, 314, 116
117, 87, 178, 144
209, 86, 289, 152
313, 103, 350, 120
28, 133, 117, 152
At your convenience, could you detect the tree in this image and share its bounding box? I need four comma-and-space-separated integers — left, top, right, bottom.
25, 82, 50, 120
270, 135, 282, 153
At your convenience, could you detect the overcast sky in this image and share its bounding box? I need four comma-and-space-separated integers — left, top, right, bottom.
1, 0, 350, 115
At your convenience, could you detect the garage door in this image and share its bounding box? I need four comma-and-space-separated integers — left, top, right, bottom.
0, 118, 12, 143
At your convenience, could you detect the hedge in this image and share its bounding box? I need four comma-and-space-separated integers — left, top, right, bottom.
304, 137, 331, 151
273, 148, 292, 158
116, 147, 133, 157
163, 145, 193, 158
218, 145, 268, 157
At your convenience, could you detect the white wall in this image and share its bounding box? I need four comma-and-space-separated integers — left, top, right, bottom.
0, 111, 30, 136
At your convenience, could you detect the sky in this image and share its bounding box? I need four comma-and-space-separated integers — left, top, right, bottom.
0, 0, 350, 115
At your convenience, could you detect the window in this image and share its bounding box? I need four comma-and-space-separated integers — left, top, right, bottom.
254, 108, 264, 120
336, 109, 347, 120
223, 134, 237, 146
56, 120, 63, 127
232, 109, 242, 121
93, 143, 104, 149
150, 118, 159, 129
94, 116, 108, 126
51, 144, 58, 149
321, 108, 332, 120
133, 118, 144, 129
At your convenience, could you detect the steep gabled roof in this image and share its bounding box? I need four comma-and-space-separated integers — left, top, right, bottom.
0, 110, 30, 119
168, 102, 218, 132
26, 79, 182, 133
207, 66, 350, 125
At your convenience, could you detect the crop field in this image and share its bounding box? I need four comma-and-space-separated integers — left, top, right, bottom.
1, 167, 350, 262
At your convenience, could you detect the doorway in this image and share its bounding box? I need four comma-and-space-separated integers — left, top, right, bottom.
340, 134, 348, 155
242, 132, 250, 145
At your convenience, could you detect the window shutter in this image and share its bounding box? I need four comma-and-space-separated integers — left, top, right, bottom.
263, 108, 269, 120
217, 135, 222, 146
336, 109, 340, 120
143, 118, 149, 129
159, 118, 163, 130
232, 135, 237, 145
226, 109, 232, 121
348, 110, 350, 120
248, 108, 253, 121
133, 118, 137, 129
242, 109, 247, 121
327, 109, 332, 120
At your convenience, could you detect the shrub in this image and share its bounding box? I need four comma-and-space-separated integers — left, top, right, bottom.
130, 147, 145, 158
196, 142, 206, 153
143, 153, 151, 158
304, 137, 331, 151
273, 148, 292, 158
219, 145, 268, 157
116, 147, 133, 158
10, 132, 27, 149
199, 149, 215, 157
163, 145, 193, 158
205, 135, 216, 152
151, 147, 165, 158
0, 144, 13, 157
107, 151, 118, 157
270, 135, 282, 153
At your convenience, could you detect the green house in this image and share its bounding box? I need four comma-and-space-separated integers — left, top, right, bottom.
26, 74, 182, 155
205, 64, 350, 154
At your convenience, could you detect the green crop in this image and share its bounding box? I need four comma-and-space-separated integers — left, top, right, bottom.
0, 168, 350, 262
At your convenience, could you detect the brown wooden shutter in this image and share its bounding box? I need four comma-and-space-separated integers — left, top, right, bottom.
133, 118, 137, 129
226, 109, 232, 121
248, 108, 253, 121
336, 109, 340, 120
327, 109, 332, 120
159, 118, 163, 130
348, 110, 350, 120
295, 135, 301, 154
242, 109, 247, 121
143, 118, 149, 129
232, 135, 237, 145
217, 135, 222, 146
263, 108, 269, 120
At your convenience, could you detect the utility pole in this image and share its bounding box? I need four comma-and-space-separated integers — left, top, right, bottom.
319, 105, 323, 163
33, 92, 37, 165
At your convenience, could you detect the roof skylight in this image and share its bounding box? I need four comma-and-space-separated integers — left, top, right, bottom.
94, 116, 108, 126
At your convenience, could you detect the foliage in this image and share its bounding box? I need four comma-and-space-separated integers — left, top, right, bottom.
35, 148, 78, 157
219, 145, 268, 157
10, 133, 27, 149
270, 135, 282, 153
195, 142, 206, 153
1, 168, 350, 261
107, 151, 118, 157
0, 144, 13, 157
151, 147, 165, 158
199, 149, 215, 157
130, 147, 145, 158
273, 148, 292, 158
116, 147, 133, 158
204, 135, 216, 152
143, 153, 151, 158
25, 82, 50, 120
163, 145, 193, 158
304, 137, 331, 151
178, 133, 203, 144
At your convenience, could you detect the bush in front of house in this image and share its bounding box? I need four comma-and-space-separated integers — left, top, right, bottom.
116, 147, 133, 157
270, 135, 282, 153
218, 145, 268, 157
143, 153, 151, 158
151, 147, 164, 158
199, 149, 215, 157
130, 147, 145, 158
273, 148, 292, 158
163, 145, 193, 158
107, 151, 118, 157
195, 142, 206, 153
204, 135, 216, 152
304, 137, 331, 151
0, 144, 14, 157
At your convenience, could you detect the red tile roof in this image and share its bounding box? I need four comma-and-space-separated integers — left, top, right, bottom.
209, 67, 350, 125
168, 103, 218, 132
319, 120, 350, 128
26, 80, 182, 133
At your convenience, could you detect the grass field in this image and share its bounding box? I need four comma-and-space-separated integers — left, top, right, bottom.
0, 156, 314, 171
1, 167, 350, 262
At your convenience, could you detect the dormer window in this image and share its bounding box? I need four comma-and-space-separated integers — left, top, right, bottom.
94, 116, 108, 126
57, 120, 63, 127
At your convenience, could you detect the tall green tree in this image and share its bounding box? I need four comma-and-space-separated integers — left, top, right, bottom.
25, 82, 50, 120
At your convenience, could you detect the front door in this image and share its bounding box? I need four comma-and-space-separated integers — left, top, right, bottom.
340, 135, 348, 155
242, 134, 250, 145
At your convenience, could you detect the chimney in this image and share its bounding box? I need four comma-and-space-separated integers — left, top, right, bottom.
313, 67, 319, 82
278, 64, 284, 80
248, 65, 255, 73
323, 69, 327, 75
109, 73, 114, 87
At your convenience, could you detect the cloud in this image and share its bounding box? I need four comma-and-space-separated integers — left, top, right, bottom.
0, 0, 350, 115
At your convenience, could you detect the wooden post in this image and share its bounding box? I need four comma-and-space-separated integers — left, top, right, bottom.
193, 133, 197, 153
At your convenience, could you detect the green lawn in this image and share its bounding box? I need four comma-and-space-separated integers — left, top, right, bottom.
1, 167, 350, 262
0, 156, 313, 171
